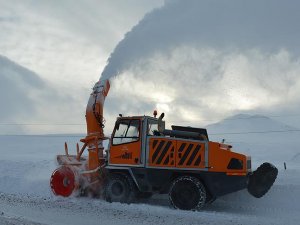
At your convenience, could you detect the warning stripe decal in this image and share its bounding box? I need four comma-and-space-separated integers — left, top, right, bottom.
156, 141, 172, 164
186, 145, 201, 166
150, 139, 204, 167
178, 143, 186, 153
153, 139, 159, 149
194, 155, 202, 166
163, 155, 170, 165
152, 140, 166, 162
178, 144, 194, 165
178, 143, 202, 167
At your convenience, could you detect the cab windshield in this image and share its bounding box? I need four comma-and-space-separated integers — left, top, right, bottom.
112, 119, 140, 145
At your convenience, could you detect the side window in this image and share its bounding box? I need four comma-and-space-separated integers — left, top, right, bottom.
112, 119, 140, 145
148, 120, 158, 136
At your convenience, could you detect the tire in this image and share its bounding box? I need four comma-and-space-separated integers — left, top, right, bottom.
135, 191, 153, 200
169, 176, 206, 210
104, 173, 135, 203
248, 162, 278, 198
205, 192, 216, 204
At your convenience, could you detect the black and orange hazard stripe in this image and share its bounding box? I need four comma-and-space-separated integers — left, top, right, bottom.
177, 142, 203, 168
149, 139, 175, 167
149, 138, 205, 168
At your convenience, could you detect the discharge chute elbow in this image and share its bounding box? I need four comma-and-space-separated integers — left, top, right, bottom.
86, 79, 110, 138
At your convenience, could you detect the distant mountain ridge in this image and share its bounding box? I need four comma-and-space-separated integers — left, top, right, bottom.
0, 55, 82, 135
206, 113, 297, 134
205, 113, 300, 163
0, 55, 46, 120
0, 55, 44, 87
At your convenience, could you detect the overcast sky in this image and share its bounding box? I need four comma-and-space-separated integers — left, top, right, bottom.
0, 0, 163, 134
1, 0, 300, 135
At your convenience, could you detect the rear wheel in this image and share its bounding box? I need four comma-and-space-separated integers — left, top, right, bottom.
104, 173, 135, 203
205, 192, 216, 204
169, 176, 206, 210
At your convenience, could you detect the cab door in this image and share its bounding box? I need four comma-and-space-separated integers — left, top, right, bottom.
109, 119, 142, 166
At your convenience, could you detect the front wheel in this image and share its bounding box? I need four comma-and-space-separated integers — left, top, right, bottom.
169, 176, 206, 210
104, 173, 134, 203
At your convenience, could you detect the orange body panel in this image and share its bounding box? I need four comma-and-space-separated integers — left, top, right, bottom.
109, 141, 142, 165
147, 138, 247, 174
148, 138, 206, 169
85, 79, 110, 138
207, 142, 247, 174
88, 148, 100, 170
148, 138, 176, 167
110, 135, 247, 176
176, 140, 206, 169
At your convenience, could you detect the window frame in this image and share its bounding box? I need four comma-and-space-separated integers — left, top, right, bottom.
147, 119, 159, 136
111, 119, 141, 146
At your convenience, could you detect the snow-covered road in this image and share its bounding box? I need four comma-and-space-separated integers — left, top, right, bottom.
1, 182, 299, 225
0, 135, 299, 225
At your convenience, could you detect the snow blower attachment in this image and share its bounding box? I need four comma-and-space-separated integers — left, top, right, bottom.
50, 165, 81, 197
50, 79, 110, 197
50, 78, 278, 210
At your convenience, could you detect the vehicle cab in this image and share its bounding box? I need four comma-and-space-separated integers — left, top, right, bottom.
108, 116, 158, 166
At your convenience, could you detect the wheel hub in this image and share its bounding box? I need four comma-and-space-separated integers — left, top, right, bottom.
111, 182, 124, 196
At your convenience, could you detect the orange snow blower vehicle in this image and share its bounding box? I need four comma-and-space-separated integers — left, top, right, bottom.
50, 79, 278, 210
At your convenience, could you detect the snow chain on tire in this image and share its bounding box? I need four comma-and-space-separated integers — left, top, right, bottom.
169, 176, 206, 210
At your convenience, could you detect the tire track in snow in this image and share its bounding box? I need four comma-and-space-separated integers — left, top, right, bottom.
1, 190, 298, 225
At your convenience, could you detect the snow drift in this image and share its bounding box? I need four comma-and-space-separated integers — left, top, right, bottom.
0, 114, 300, 224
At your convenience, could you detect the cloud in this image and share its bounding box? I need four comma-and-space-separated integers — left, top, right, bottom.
0, 55, 44, 119
0, 55, 83, 134
0, 1, 164, 134
102, 0, 300, 80
2, 0, 300, 135
104, 46, 300, 131
0, 0, 164, 89
98, 0, 300, 130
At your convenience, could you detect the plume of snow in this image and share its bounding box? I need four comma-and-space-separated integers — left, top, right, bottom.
100, 0, 300, 130
101, 0, 300, 80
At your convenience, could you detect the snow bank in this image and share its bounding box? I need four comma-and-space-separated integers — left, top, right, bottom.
0, 116, 299, 224
0, 135, 80, 197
